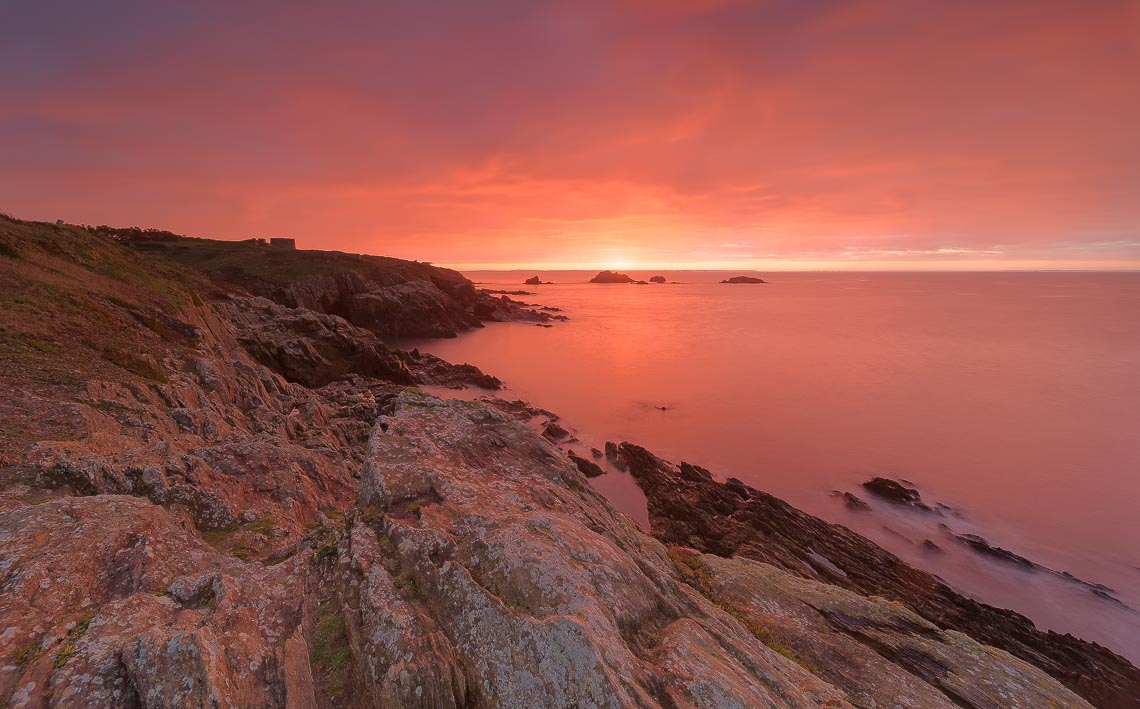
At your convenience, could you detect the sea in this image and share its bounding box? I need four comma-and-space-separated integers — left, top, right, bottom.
402, 270, 1140, 663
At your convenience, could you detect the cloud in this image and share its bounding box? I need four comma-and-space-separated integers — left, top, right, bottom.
1, 0, 1137, 267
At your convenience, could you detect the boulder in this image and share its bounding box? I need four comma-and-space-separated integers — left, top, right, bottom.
567, 450, 605, 478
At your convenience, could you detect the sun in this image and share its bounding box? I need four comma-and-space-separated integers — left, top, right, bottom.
608, 257, 634, 271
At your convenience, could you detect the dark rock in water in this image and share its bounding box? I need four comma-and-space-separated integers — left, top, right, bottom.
831, 490, 871, 511
719, 276, 767, 284
542, 422, 570, 441
939, 525, 1130, 609
396, 349, 501, 389
950, 531, 1037, 569
590, 447, 603, 459
524, 276, 551, 285
472, 291, 567, 325
649, 275, 666, 283
922, 539, 944, 553
604, 441, 628, 470
862, 477, 938, 513
567, 450, 605, 478
589, 270, 636, 284
484, 289, 534, 296
619, 442, 1140, 709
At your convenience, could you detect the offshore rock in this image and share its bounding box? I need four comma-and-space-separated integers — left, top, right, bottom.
862, 476, 938, 513
589, 270, 636, 284
719, 276, 767, 284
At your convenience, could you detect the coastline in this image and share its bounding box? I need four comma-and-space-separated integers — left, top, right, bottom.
1, 216, 1136, 707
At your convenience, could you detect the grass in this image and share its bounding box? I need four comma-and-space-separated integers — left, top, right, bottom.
314, 538, 335, 560
54, 611, 96, 668
360, 504, 385, 527
0, 214, 221, 396
10, 640, 43, 667
11, 337, 54, 353
310, 599, 352, 702
101, 347, 168, 382
201, 517, 276, 561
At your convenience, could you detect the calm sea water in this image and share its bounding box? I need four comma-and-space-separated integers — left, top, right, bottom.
408, 270, 1140, 662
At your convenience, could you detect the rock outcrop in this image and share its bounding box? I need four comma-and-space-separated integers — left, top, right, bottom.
720, 276, 767, 284
396, 348, 502, 390
649, 275, 666, 283
228, 295, 415, 387
142, 234, 560, 338
589, 270, 637, 284
618, 442, 1140, 708
567, 449, 605, 478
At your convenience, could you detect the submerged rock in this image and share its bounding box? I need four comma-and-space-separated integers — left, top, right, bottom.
862, 476, 939, 512
831, 490, 871, 511
541, 421, 571, 441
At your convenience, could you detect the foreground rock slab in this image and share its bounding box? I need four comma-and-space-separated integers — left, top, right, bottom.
348, 391, 848, 707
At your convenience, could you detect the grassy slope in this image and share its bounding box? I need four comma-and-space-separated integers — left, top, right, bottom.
144, 236, 469, 292
0, 214, 219, 398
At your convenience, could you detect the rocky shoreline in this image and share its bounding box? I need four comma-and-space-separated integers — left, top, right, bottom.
1, 214, 1135, 707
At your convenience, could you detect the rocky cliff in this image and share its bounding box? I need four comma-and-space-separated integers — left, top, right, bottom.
0, 215, 1126, 707
134, 234, 562, 338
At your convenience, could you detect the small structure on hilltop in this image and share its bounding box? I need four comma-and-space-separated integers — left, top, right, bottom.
269, 237, 296, 250
245, 237, 269, 246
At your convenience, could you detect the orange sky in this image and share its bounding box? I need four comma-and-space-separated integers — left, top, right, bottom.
2, 0, 1138, 269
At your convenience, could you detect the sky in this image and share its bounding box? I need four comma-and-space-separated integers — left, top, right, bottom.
2, 0, 1138, 270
